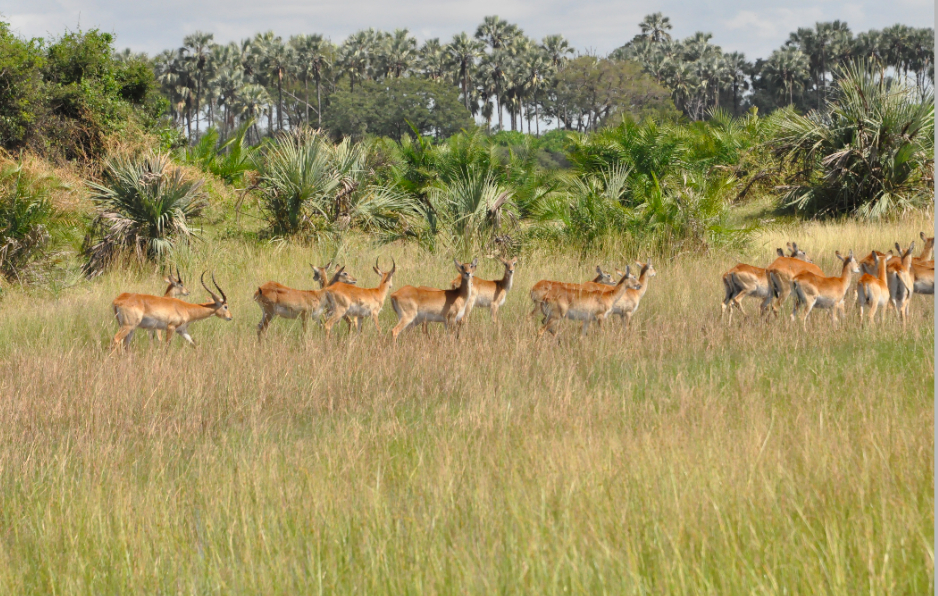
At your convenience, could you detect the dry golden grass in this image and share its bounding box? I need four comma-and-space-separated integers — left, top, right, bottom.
0, 215, 932, 594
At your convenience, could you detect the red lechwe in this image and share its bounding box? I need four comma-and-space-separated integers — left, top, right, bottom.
537, 265, 642, 338
322, 259, 396, 337
111, 272, 232, 352
254, 263, 357, 340
390, 258, 476, 340
790, 251, 860, 328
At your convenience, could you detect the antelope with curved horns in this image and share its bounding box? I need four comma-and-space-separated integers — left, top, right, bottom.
111, 272, 232, 352
722, 243, 808, 319
451, 256, 517, 324
887, 242, 916, 326
323, 258, 396, 337
529, 266, 617, 322
790, 251, 860, 329
610, 260, 657, 328
254, 263, 357, 340
537, 265, 642, 338
391, 258, 476, 341
765, 242, 824, 315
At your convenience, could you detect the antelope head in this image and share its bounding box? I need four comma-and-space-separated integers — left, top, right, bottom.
201, 271, 233, 320
164, 265, 190, 297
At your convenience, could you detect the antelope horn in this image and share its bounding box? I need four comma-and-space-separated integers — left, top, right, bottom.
212, 273, 228, 303
390, 258, 396, 274
200, 271, 220, 303
176, 265, 182, 284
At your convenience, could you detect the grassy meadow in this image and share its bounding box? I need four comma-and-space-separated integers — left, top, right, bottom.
0, 215, 932, 594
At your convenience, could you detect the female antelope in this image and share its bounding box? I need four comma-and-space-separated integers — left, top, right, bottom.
452, 257, 517, 323
856, 251, 890, 324
610, 260, 657, 327
722, 244, 808, 318
790, 251, 860, 328
323, 259, 396, 337
887, 242, 916, 326
537, 265, 641, 338
766, 242, 825, 315
391, 258, 476, 340
254, 263, 357, 339
529, 266, 617, 322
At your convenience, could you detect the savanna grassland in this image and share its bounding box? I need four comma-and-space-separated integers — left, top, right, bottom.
0, 215, 931, 594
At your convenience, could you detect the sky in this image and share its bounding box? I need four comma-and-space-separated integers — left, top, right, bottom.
0, 0, 934, 61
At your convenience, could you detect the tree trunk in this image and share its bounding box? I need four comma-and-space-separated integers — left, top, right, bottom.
277, 70, 284, 131
304, 78, 309, 123
535, 93, 540, 137
496, 94, 502, 131
317, 79, 322, 128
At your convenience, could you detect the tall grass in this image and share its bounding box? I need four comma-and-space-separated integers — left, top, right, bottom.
0, 216, 931, 594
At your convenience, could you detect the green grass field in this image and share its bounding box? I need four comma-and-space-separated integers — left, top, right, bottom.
0, 216, 932, 594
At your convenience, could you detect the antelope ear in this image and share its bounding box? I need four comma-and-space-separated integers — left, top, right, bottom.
163, 276, 172, 283
908, 241, 915, 255
453, 257, 461, 271
848, 249, 854, 258
625, 265, 631, 278
895, 242, 902, 253
835, 251, 844, 261
470, 257, 478, 269
786, 242, 792, 250
325, 261, 334, 271
776, 248, 784, 256
336, 265, 345, 273
595, 265, 603, 274
921, 231, 927, 241
646, 259, 652, 268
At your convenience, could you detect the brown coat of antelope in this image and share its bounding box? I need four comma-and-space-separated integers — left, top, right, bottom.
911, 232, 934, 295
610, 260, 657, 327
111, 272, 232, 352
790, 251, 860, 328
254, 263, 357, 340
887, 242, 916, 326
766, 242, 825, 315
149, 267, 190, 341
322, 259, 396, 337
722, 243, 808, 318
529, 266, 617, 322
537, 265, 642, 338
856, 251, 891, 324
391, 258, 476, 341
450, 257, 517, 323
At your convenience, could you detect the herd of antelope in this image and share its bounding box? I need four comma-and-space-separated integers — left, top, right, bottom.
722, 232, 934, 328
108, 232, 933, 352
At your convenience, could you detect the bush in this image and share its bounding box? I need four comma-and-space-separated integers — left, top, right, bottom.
772, 61, 935, 218
82, 152, 206, 274
0, 161, 65, 282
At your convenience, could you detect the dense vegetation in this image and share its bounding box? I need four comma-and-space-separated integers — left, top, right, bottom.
0, 14, 932, 285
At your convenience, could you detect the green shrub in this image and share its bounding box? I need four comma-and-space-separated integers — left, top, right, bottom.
82, 152, 206, 274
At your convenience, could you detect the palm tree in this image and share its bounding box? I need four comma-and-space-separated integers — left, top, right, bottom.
639, 13, 673, 43
479, 50, 510, 131
382, 29, 418, 78
182, 32, 215, 135
787, 21, 852, 109
289, 34, 333, 127
338, 29, 379, 92
723, 52, 749, 115
233, 84, 271, 143
540, 34, 574, 70
253, 33, 292, 132
518, 49, 553, 135
764, 47, 810, 106
447, 33, 485, 111
418, 38, 448, 81
474, 16, 521, 50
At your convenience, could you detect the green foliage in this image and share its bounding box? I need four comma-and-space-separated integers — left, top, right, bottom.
255, 129, 420, 240
324, 78, 474, 140
772, 61, 935, 218
182, 121, 257, 184
0, 162, 65, 282
0, 23, 163, 161
82, 153, 206, 274
0, 22, 45, 149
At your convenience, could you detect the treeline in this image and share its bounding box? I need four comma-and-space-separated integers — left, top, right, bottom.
142, 14, 933, 140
